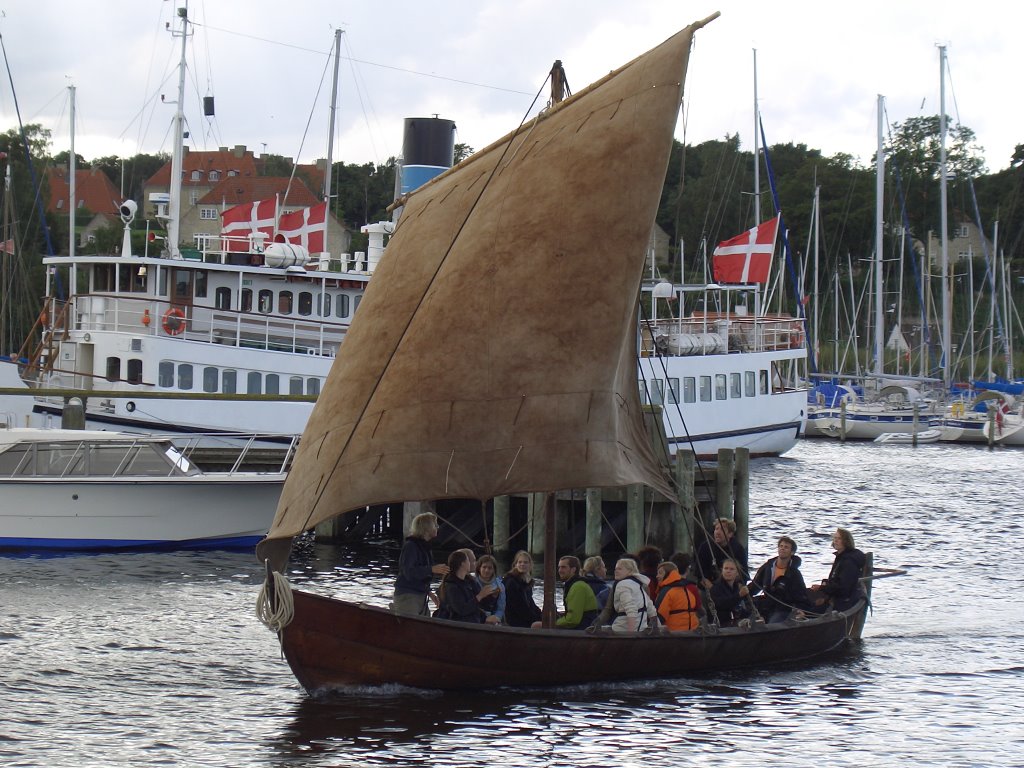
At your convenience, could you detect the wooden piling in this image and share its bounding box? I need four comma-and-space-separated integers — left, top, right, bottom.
626, 483, 644, 554
492, 495, 510, 556
840, 400, 847, 442
528, 492, 546, 559
734, 447, 750, 557
912, 403, 920, 447
716, 448, 735, 521
585, 488, 603, 557
674, 450, 696, 556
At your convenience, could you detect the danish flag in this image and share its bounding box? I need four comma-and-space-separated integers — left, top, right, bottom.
712, 215, 780, 284
220, 198, 277, 252
276, 202, 327, 253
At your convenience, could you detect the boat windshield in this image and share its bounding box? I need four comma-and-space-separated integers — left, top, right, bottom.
0, 440, 201, 478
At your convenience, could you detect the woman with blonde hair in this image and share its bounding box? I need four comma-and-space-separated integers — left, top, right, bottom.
392, 512, 449, 617
502, 550, 542, 627
609, 558, 656, 633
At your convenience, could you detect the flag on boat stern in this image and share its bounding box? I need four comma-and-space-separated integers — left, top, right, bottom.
276, 202, 327, 253
220, 198, 277, 252
257, 15, 721, 569
712, 214, 780, 284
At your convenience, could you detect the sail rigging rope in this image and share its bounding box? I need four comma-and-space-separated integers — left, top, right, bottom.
256, 570, 295, 632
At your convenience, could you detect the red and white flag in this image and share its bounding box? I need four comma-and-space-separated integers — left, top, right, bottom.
220, 198, 277, 252
712, 214, 780, 284
276, 202, 327, 253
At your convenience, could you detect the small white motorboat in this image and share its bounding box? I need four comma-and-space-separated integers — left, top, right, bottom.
0, 429, 293, 550
873, 429, 942, 444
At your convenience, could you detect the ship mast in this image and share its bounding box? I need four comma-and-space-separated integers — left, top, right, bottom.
166, 4, 190, 259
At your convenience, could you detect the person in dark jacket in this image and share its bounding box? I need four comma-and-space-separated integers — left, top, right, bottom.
392, 512, 449, 616
747, 535, 808, 623
695, 518, 748, 588
581, 556, 610, 609
810, 528, 866, 612
502, 550, 542, 627
436, 550, 487, 623
709, 558, 750, 626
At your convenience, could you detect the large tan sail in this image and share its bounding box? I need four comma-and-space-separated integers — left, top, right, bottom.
261, 19, 716, 551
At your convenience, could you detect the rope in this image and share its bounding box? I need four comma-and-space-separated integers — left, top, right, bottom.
256, 571, 295, 632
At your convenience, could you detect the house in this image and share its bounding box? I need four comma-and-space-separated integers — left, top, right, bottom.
143, 145, 350, 254
45, 167, 123, 252
924, 216, 994, 266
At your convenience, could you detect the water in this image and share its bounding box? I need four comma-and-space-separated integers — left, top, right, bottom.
3, 440, 1023, 767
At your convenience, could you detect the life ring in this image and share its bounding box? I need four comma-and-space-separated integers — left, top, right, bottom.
162, 307, 186, 335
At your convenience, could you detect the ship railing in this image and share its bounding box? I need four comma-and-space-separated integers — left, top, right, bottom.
70, 293, 349, 357
192, 233, 378, 275
642, 314, 805, 355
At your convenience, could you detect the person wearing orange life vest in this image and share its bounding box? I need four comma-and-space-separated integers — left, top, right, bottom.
654, 560, 702, 631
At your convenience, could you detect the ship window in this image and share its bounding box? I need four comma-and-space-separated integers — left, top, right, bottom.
173, 269, 191, 301
278, 291, 293, 314
247, 371, 262, 394
203, 366, 219, 393
307, 378, 321, 396
241, 289, 253, 312
94, 264, 115, 291
258, 290, 273, 314
666, 378, 679, 404
298, 291, 313, 316
730, 372, 742, 398
222, 370, 237, 394
158, 269, 169, 297
683, 377, 696, 403
106, 357, 121, 382
649, 379, 664, 406
335, 293, 350, 318
715, 374, 727, 400
178, 364, 194, 390
265, 374, 280, 395
289, 376, 303, 395
699, 376, 711, 402
158, 361, 174, 387
745, 371, 756, 397
215, 287, 231, 310
194, 271, 208, 298
127, 359, 143, 384
321, 293, 331, 316
354, 295, 362, 313
759, 369, 769, 394
118, 264, 147, 293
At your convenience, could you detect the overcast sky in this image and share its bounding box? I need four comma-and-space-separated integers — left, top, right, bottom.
1, 1, 1019, 177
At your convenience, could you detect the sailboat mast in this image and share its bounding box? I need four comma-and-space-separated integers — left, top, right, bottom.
939, 45, 951, 389
753, 49, 760, 224
874, 94, 884, 378
166, 4, 190, 260
69, 85, 76, 259
322, 27, 342, 257
813, 184, 820, 359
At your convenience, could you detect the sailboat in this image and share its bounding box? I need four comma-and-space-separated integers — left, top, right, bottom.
256, 16, 872, 692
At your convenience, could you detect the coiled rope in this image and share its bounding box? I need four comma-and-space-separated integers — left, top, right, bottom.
256, 570, 295, 632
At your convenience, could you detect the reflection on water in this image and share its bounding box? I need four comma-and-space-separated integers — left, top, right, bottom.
2, 440, 1024, 767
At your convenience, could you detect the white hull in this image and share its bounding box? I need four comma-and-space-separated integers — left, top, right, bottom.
0, 429, 287, 549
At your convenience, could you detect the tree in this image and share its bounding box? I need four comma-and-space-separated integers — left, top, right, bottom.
454, 143, 474, 163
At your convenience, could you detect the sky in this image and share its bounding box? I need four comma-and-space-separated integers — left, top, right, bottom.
0, 0, 1020, 179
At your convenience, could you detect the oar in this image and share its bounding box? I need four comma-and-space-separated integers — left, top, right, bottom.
860, 567, 907, 582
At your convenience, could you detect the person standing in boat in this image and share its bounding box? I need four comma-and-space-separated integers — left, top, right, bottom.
475, 554, 506, 625
608, 558, 657, 633
809, 528, 866, 612
710, 558, 750, 626
502, 550, 542, 628
393, 512, 449, 617
550, 556, 600, 630
696, 518, 748, 588
436, 550, 486, 623
581, 556, 611, 609
654, 560, 702, 631
746, 536, 808, 623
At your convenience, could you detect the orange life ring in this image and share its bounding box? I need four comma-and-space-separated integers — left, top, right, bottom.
162, 307, 186, 335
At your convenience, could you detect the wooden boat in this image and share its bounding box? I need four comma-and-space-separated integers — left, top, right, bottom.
257, 14, 872, 693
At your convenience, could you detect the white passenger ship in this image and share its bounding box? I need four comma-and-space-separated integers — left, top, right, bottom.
639, 282, 807, 459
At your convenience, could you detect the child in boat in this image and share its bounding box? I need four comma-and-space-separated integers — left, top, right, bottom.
436, 550, 492, 623
710, 558, 750, 626
747, 535, 809, 623
475, 554, 505, 625
654, 560, 702, 631
502, 550, 542, 627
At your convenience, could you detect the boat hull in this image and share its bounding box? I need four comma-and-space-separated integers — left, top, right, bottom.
278, 590, 867, 692
0, 476, 284, 549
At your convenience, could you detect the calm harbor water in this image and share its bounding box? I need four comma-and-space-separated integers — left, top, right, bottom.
3, 439, 1023, 767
